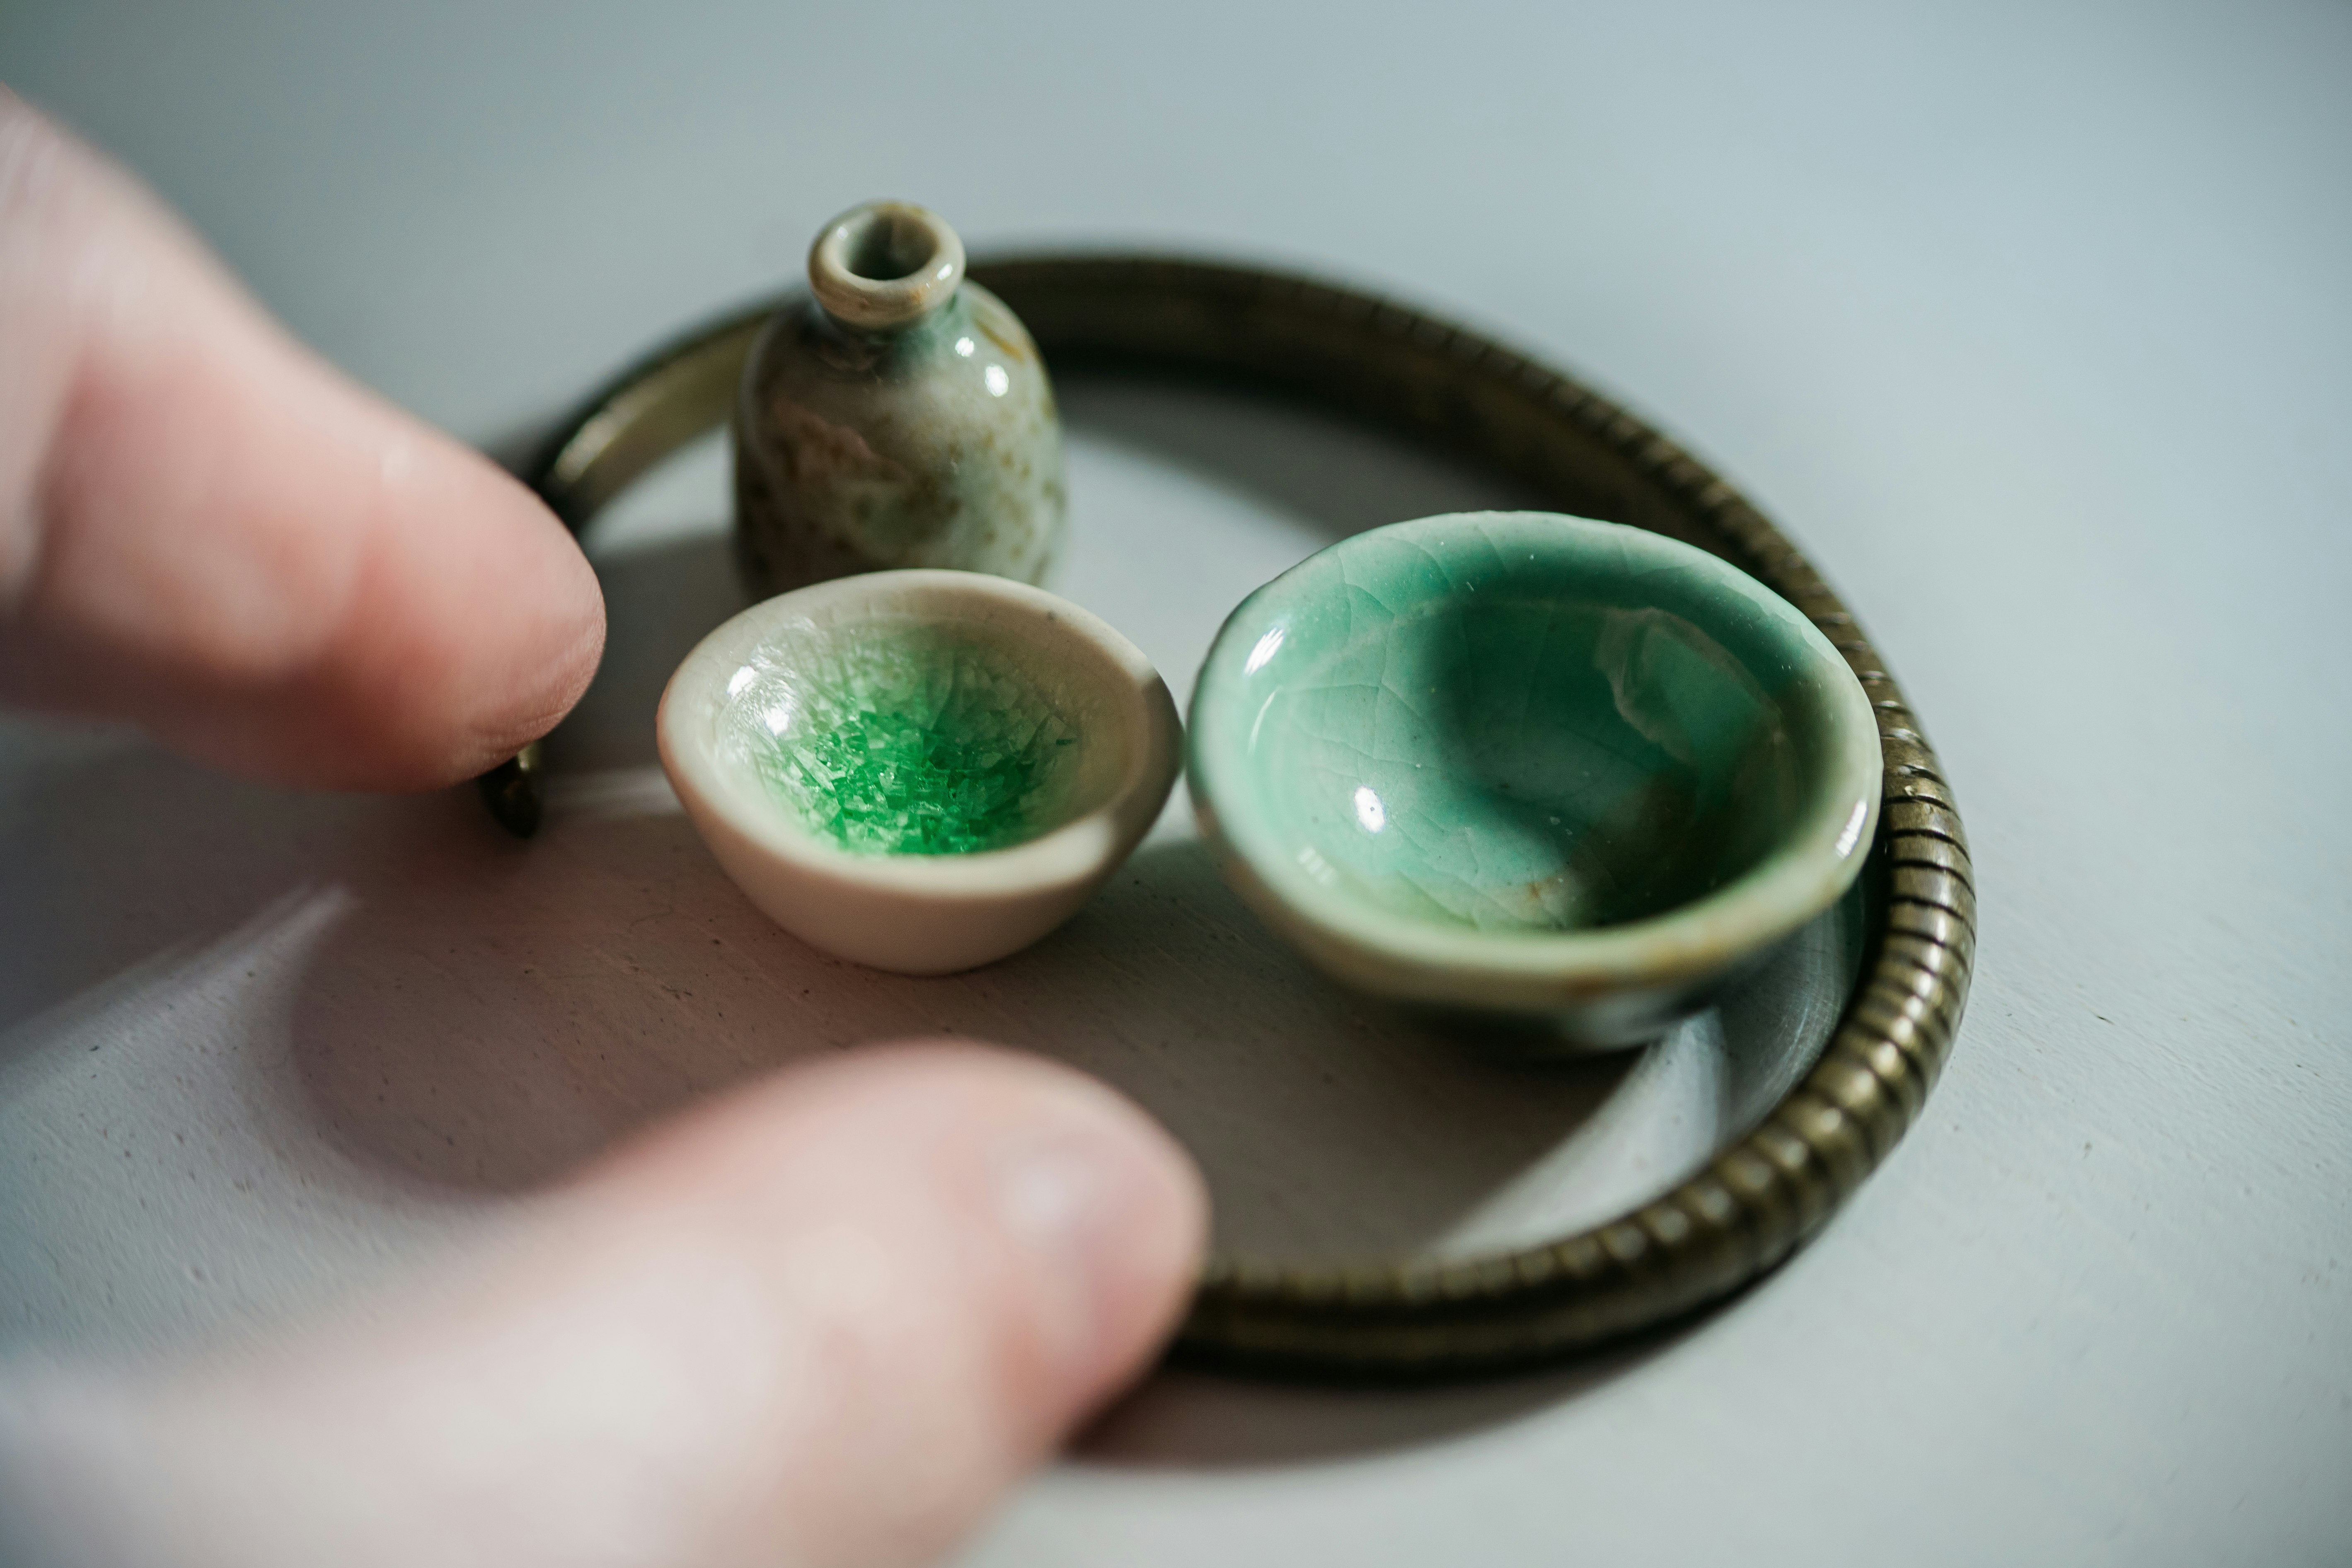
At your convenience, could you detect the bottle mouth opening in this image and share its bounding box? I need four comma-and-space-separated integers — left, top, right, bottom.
842, 209, 939, 282
808, 201, 966, 333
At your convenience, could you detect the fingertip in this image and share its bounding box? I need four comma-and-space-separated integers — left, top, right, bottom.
969, 1055, 1209, 1414
551, 1040, 1207, 1563
584, 1039, 1207, 1410
0, 98, 608, 791
306, 406, 609, 790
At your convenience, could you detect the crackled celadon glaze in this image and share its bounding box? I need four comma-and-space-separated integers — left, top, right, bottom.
732, 201, 1065, 596
719, 623, 1082, 857
1188, 512, 1882, 1044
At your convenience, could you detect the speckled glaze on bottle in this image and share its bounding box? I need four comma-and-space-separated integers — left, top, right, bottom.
732, 201, 1065, 597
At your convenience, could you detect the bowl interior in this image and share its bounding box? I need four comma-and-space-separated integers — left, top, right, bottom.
709, 595, 1132, 857
1200, 515, 1859, 937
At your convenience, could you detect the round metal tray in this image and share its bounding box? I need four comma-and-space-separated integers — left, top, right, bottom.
483, 255, 1976, 1379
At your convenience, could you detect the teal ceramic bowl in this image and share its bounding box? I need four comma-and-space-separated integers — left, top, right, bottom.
1188, 512, 1882, 1047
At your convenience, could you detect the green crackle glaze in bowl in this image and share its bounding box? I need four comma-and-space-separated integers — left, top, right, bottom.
1188, 512, 1882, 1047
659, 570, 1181, 974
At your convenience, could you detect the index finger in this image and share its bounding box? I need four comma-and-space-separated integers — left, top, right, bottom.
0, 90, 603, 791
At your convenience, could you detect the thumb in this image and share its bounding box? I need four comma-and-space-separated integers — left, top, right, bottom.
0, 1044, 1207, 1568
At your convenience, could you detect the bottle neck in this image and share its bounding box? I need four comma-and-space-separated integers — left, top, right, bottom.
807, 201, 965, 335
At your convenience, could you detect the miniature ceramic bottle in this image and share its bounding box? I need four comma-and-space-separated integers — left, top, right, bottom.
732, 201, 1065, 596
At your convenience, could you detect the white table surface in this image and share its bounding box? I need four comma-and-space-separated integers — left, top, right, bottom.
3, 3, 2348, 1564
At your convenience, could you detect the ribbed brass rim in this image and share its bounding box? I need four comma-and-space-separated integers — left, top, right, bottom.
489, 256, 1975, 1380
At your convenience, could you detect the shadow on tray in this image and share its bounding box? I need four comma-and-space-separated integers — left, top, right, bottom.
0, 372, 1856, 1467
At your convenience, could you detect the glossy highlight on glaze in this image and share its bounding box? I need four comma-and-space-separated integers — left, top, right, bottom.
720, 625, 1079, 856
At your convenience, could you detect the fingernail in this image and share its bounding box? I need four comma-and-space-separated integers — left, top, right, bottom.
989, 1094, 1200, 1384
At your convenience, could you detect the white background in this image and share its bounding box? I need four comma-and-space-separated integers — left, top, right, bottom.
2, 3, 2347, 1564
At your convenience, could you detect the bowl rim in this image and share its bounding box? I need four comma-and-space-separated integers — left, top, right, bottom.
659, 569, 1181, 903
1188, 511, 1883, 1007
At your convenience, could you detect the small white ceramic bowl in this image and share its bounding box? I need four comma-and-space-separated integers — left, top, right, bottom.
658, 571, 1182, 974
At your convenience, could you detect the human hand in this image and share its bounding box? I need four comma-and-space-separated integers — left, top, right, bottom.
0, 91, 1206, 1568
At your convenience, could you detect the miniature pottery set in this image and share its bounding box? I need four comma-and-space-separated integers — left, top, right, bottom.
657, 201, 1882, 1045
515, 224, 1968, 1370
